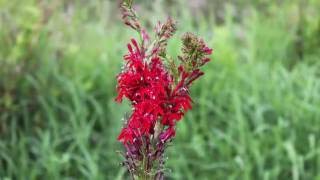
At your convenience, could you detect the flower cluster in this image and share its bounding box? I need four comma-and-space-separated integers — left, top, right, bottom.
115, 1, 212, 179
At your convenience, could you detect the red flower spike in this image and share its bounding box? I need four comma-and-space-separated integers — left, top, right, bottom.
116, 1, 213, 178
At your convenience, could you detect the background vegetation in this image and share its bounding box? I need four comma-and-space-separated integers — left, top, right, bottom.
1, 0, 320, 179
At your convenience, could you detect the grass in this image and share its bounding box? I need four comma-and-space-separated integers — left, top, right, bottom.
0, 0, 320, 179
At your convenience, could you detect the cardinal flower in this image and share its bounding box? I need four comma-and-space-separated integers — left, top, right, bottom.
116, 1, 212, 179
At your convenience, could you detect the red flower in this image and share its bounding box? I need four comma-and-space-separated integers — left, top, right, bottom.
116, 38, 202, 144
116, 35, 212, 145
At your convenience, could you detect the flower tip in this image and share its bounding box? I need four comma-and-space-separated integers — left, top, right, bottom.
203, 47, 213, 55
131, 38, 138, 47
127, 43, 133, 53
141, 29, 150, 42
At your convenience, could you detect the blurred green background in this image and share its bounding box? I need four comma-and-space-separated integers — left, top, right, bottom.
1, 0, 320, 179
